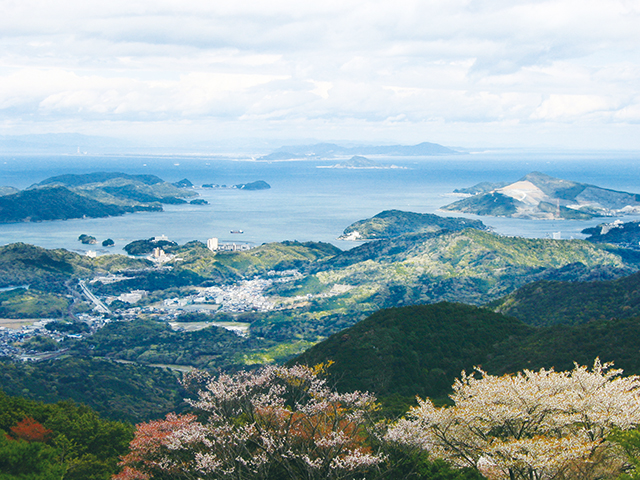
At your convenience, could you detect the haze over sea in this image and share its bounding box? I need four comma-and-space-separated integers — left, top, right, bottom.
1, 149, 640, 256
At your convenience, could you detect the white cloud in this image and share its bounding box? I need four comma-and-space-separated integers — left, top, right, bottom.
0, 0, 638, 147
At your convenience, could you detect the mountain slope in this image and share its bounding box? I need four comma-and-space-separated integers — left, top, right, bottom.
292, 302, 640, 402
0, 186, 130, 223
292, 303, 531, 399
442, 171, 640, 219
2, 172, 197, 223
338, 210, 487, 240
488, 271, 640, 326
292, 228, 639, 306
0, 242, 150, 292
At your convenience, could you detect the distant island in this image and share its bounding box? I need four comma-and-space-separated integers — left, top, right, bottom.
441, 171, 640, 220
338, 210, 487, 240
317, 156, 406, 170
202, 180, 270, 190
0, 172, 197, 224
257, 141, 458, 160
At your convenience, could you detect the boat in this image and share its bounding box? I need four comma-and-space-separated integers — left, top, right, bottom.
230, 230, 244, 234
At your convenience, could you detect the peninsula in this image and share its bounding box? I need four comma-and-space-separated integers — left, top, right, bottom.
0, 172, 197, 224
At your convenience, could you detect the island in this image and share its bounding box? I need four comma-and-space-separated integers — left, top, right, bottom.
441, 171, 640, 220
78, 234, 97, 245
257, 141, 458, 160
338, 210, 487, 240
201, 181, 270, 190
317, 156, 406, 169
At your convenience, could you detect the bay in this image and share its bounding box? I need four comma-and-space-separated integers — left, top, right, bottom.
1, 149, 639, 255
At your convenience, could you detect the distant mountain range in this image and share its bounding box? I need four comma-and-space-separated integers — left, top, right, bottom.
258, 141, 457, 160
442, 171, 640, 219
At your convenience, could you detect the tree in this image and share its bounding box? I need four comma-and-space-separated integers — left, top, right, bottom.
9, 417, 52, 443
386, 359, 640, 480
116, 364, 384, 480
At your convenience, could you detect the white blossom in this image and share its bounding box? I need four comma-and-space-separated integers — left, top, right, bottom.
386, 359, 640, 479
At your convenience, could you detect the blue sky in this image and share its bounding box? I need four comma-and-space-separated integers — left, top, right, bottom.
1, 0, 639, 149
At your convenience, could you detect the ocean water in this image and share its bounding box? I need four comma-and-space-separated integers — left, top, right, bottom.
1, 149, 640, 255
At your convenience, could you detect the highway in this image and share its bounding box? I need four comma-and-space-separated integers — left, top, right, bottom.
78, 280, 111, 315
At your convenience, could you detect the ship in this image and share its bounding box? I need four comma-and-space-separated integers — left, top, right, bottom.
230, 230, 244, 234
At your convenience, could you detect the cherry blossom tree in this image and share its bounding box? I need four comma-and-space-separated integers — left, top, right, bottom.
116, 364, 383, 480
386, 359, 640, 480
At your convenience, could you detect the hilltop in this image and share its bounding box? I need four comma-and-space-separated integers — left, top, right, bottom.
0, 242, 150, 292
488, 270, 640, 326
442, 171, 640, 219
338, 210, 487, 240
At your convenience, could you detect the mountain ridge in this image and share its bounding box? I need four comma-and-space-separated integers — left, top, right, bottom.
442, 171, 640, 219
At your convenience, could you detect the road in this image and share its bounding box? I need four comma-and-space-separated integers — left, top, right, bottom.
78, 280, 111, 315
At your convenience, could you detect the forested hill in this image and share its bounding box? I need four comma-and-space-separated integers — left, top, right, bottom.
34, 172, 164, 187
338, 209, 487, 240
488, 270, 640, 326
0, 389, 134, 479
291, 302, 640, 405
0, 242, 150, 292
0, 171, 196, 223
0, 186, 133, 223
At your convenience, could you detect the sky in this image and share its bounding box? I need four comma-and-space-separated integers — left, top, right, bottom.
1, 0, 639, 150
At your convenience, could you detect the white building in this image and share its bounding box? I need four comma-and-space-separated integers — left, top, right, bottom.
207, 237, 219, 251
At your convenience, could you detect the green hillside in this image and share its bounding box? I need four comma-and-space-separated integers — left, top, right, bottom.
91, 240, 342, 296
0, 357, 184, 422
0, 243, 150, 293
0, 390, 133, 480
339, 209, 487, 240
0, 186, 131, 223
77, 318, 259, 370
292, 302, 640, 406
1, 172, 198, 224
291, 303, 531, 399
284, 229, 639, 308
488, 271, 640, 326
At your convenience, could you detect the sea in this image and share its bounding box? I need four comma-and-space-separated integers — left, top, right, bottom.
1, 149, 640, 256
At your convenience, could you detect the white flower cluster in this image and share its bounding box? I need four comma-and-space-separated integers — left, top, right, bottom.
386, 359, 640, 480
118, 364, 383, 480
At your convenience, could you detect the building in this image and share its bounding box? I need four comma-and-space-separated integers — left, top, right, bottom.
207, 237, 219, 251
